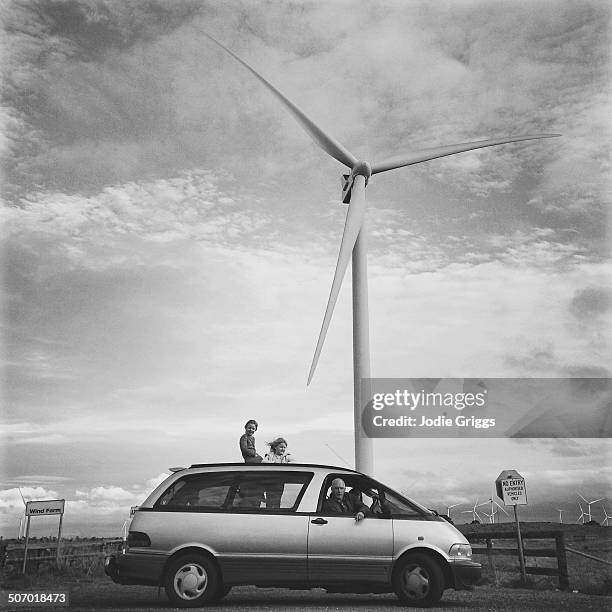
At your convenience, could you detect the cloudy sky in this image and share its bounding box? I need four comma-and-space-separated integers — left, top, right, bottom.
1, 0, 610, 536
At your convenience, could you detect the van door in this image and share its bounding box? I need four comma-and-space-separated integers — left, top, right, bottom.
220, 470, 312, 584
307, 477, 393, 585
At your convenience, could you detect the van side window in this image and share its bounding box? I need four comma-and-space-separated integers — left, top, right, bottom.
154, 473, 236, 511
232, 471, 313, 512
379, 487, 425, 519
318, 474, 387, 518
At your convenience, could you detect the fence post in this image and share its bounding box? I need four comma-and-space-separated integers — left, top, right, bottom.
555, 531, 569, 590
513, 507, 527, 583
486, 538, 498, 585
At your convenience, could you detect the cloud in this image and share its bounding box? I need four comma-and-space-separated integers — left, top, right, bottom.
4, 170, 270, 246
3, 423, 69, 445
0, 486, 59, 510
144, 473, 170, 491
4, 0, 606, 208
75, 486, 135, 503
1, 475, 73, 486
569, 286, 611, 319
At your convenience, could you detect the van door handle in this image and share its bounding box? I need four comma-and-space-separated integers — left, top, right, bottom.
311, 517, 328, 525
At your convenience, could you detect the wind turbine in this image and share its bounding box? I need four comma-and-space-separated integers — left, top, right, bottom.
445, 503, 460, 522
17, 487, 27, 539
462, 499, 487, 523
602, 506, 612, 526
556, 508, 565, 524
203, 32, 560, 474
578, 493, 603, 522
483, 496, 509, 524
576, 502, 585, 524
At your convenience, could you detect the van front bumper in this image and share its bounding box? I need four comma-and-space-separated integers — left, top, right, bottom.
449, 559, 481, 590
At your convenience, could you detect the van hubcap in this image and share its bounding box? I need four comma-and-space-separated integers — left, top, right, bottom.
174, 563, 208, 600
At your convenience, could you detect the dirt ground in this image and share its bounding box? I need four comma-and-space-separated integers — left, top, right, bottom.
2, 582, 610, 612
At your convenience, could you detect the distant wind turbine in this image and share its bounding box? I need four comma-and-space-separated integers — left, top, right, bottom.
602, 506, 612, 527
445, 503, 460, 521
578, 493, 603, 522
483, 497, 509, 524
556, 508, 565, 524
462, 499, 487, 523
203, 32, 560, 474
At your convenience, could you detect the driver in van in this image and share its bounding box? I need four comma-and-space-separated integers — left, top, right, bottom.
323, 478, 369, 521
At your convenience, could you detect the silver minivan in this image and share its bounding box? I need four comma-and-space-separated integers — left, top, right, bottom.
105, 463, 480, 607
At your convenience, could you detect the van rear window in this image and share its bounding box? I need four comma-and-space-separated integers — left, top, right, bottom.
155, 473, 235, 510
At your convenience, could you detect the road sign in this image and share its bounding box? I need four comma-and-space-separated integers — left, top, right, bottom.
495, 470, 528, 583
495, 470, 527, 506
22, 500, 65, 573
25, 499, 65, 516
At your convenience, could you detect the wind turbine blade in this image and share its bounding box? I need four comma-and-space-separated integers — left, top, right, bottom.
494, 501, 510, 515
371, 133, 560, 175
202, 31, 358, 169
307, 176, 367, 385
578, 493, 588, 503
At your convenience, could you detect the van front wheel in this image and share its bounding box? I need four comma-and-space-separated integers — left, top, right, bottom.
393, 552, 444, 607
164, 553, 220, 607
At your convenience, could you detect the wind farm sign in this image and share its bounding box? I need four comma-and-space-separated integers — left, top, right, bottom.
26, 499, 65, 516
496, 470, 527, 506
22, 499, 65, 573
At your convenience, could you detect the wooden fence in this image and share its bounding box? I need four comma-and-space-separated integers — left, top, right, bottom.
461, 527, 569, 589
2, 540, 122, 575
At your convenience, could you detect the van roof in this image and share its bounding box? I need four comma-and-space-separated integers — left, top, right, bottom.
187, 462, 362, 474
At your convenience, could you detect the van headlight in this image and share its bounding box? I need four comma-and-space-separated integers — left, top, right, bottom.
449, 543, 472, 558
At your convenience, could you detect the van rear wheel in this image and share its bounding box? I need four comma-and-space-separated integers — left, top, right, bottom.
164, 553, 219, 607
393, 552, 444, 607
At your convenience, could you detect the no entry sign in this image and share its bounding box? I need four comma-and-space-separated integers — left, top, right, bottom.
496, 470, 527, 506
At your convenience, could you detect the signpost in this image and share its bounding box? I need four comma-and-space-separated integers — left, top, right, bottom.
22, 500, 65, 574
496, 470, 527, 583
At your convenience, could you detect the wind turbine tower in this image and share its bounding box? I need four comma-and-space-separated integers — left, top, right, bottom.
445, 503, 460, 522
484, 496, 509, 524
203, 32, 560, 474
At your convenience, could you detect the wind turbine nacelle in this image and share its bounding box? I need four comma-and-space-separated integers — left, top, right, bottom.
341, 174, 353, 203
